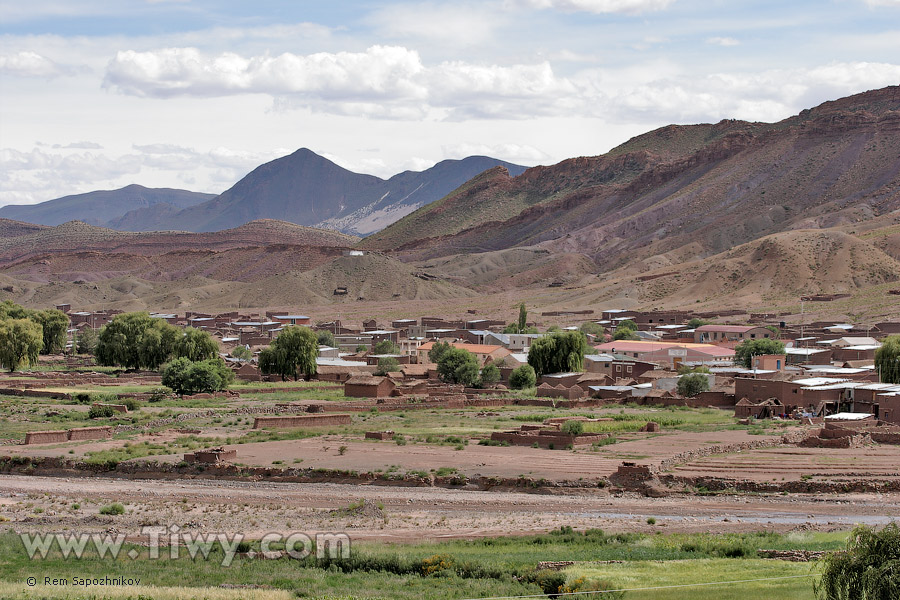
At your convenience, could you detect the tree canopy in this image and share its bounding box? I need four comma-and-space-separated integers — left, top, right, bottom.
480, 363, 501, 387
815, 523, 900, 600
0, 301, 70, 356
428, 340, 453, 364
374, 356, 400, 376
509, 364, 536, 390
733, 338, 786, 369
258, 326, 318, 381
161, 357, 234, 396
316, 330, 336, 348
372, 339, 401, 355
0, 318, 43, 371
875, 335, 900, 384
677, 372, 711, 397
173, 327, 220, 362
95, 312, 180, 370
436, 347, 480, 386
527, 331, 587, 377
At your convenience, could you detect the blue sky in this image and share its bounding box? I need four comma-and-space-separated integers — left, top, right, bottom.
1, 0, 898, 206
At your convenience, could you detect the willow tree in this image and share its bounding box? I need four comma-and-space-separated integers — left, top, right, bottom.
174, 327, 220, 362
527, 331, 587, 377
95, 312, 180, 370
875, 335, 900, 384
0, 318, 43, 371
815, 523, 900, 600
259, 326, 318, 381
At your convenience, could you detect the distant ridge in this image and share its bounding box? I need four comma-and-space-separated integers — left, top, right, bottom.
0, 184, 215, 227
113, 151, 527, 235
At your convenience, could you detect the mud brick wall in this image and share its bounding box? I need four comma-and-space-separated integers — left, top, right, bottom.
253, 414, 352, 429
67, 426, 113, 441
92, 403, 128, 413
870, 432, 900, 444
365, 432, 394, 440
191, 449, 237, 463
24, 430, 68, 444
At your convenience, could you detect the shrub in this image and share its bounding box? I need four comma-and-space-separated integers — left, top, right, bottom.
161, 357, 234, 396
121, 398, 140, 412
509, 364, 537, 390
88, 405, 115, 419
99, 502, 125, 515
561, 420, 584, 435
677, 372, 711, 397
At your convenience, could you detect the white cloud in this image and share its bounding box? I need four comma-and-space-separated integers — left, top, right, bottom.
706, 36, 740, 46
0, 51, 69, 77
863, 0, 900, 6
441, 142, 550, 164
367, 2, 499, 46
508, 0, 675, 14
53, 142, 104, 150
103, 45, 579, 120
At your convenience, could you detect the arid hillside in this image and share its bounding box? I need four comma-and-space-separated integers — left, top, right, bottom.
361, 86, 900, 274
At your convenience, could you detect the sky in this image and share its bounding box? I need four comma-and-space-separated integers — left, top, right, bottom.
1, 0, 899, 207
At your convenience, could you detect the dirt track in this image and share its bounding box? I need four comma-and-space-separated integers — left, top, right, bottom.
2, 475, 898, 542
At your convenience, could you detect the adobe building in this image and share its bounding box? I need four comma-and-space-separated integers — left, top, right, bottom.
344, 375, 396, 398
694, 325, 774, 344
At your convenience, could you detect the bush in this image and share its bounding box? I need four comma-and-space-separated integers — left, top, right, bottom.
99, 502, 125, 515
161, 357, 234, 396
677, 372, 711, 397
509, 364, 537, 389
88, 405, 115, 419
121, 398, 140, 412
561, 420, 584, 435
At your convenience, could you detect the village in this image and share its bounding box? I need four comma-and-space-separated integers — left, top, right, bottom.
51, 303, 900, 426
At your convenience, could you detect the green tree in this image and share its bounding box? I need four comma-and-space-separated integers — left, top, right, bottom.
162, 357, 234, 396
612, 327, 639, 341
374, 356, 400, 376
436, 347, 480, 386
734, 338, 786, 369
579, 322, 605, 336
0, 300, 30, 320
677, 372, 711, 397
479, 363, 501, 387
75, 327, 98, 355
687, 318, 711, 329
517, 303, 528, 334
875, 335, 900, 384
617, 319, 637, 331
527, 331, 587, 377
428, 340, 452, 364
509, 364, 537, 390
173, 327, 219, 362
372, 339, 401, 355
95, 312, 180, 370
815, 523, 900, 600
355, 344, 367, 353
0, 318, 43, 371
231, 345, 252, 361
258, 326, 318, 381
32, 309, 69, 354
316, 330, 336, 348
502, 322, 539, 334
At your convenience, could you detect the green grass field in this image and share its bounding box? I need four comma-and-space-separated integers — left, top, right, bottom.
0, 528, 842, 600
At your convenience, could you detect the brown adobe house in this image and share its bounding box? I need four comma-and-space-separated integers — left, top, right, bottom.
694, 324, 774, 344
344, 375, 396, 398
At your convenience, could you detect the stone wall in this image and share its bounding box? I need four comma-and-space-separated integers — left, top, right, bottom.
253, 414, 352, 429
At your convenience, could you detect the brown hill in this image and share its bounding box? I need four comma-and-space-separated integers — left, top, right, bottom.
360, 86, 900, 274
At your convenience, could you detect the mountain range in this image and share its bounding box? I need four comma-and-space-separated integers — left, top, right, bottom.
0, 153, 527, 236
0, 86, 898, 322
